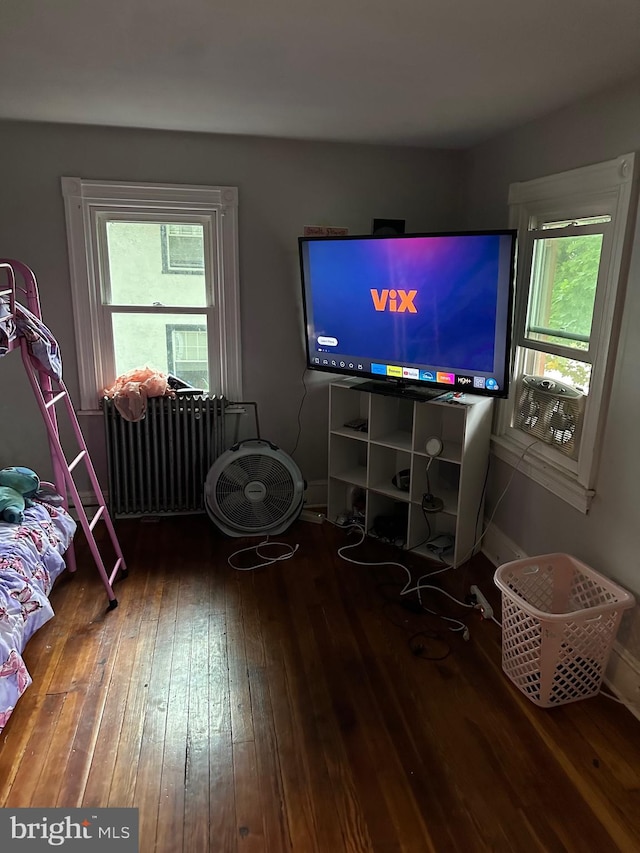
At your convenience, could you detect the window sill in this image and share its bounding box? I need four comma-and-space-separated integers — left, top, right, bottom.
491, 434, 595, 514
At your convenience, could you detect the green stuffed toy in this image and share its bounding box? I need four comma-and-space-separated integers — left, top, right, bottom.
0, 466, 40, 524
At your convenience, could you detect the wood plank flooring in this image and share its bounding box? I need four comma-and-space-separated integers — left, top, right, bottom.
1, 515, 639, 851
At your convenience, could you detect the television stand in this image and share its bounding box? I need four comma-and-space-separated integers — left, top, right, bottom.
355, 380, 442, 403
328, 378, 493, 567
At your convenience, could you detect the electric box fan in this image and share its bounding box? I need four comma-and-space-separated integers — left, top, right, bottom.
514, 375, 585, 459
205, 439, 305, 536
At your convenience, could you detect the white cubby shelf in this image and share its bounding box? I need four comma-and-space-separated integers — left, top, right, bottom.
327, 378, 493, 567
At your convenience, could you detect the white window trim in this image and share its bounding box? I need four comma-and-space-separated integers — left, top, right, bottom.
493, 153, 638, 514
61, 177, 242, 411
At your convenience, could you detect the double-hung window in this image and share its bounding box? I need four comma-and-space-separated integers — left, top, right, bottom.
61, 178, 242, 410
493, 154, 637, 513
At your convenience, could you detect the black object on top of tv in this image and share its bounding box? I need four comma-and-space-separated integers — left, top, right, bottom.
299, 229, 516, 400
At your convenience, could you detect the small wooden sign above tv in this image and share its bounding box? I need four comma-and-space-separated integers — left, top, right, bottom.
303, 226, 349, 237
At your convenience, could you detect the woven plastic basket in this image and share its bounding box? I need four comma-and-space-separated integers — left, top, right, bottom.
494, 553, 635, 707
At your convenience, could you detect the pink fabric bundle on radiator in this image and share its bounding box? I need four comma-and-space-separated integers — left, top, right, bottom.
102, 366, 174, 422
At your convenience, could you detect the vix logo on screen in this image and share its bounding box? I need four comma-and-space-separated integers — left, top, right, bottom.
370, 289, 418, 313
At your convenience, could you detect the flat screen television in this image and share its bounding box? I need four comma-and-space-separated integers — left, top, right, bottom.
299, 229, 516, 400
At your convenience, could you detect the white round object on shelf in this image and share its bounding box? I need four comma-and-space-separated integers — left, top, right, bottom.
425, 436, 443, 457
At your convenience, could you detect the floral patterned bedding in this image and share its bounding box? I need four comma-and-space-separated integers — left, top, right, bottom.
0, 501, 76, 733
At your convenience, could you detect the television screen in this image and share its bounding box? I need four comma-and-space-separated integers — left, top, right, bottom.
299, 230, 516, 399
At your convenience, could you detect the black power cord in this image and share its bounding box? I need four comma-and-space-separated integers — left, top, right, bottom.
290, 367, 308, 459
408, 631, 451, 661
373, 575, 454, 661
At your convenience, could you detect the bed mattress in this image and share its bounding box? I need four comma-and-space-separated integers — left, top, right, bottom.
0, 501, 76, 733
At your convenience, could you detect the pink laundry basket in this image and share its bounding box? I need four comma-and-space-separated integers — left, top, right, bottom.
494, 554, 635, 707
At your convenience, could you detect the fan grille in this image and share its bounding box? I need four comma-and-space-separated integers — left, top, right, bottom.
205, 439, 305, 536
514, 376, 585, 459
210, 451, 299, 532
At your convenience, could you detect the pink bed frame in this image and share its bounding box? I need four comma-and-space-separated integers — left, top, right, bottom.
0, 258, 127, 609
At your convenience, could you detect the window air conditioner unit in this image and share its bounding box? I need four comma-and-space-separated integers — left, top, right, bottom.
514, 375, 585, 460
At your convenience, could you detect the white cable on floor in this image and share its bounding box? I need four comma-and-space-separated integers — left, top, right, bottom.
334, 521, 471, 638
227, 537, 299, 571
332, 440, 536, 637
599, 689, 639, 710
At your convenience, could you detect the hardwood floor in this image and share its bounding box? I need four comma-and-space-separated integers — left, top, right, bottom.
1, 515, 639, 851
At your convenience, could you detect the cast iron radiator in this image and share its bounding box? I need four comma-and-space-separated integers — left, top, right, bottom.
103, 395, 227, 517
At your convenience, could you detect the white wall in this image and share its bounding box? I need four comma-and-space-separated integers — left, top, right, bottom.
0, 120, 464, 490
464, 73, 640, 662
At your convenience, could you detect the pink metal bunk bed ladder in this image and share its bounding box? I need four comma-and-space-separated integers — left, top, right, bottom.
0, 259, 127, 609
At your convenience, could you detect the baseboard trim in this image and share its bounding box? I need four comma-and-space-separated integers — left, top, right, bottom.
604, 643, 640, 722
480, 522, 528, 567
77, 490, 103, 508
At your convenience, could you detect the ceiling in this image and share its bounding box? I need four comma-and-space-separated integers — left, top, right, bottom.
2, 0, 640, 149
